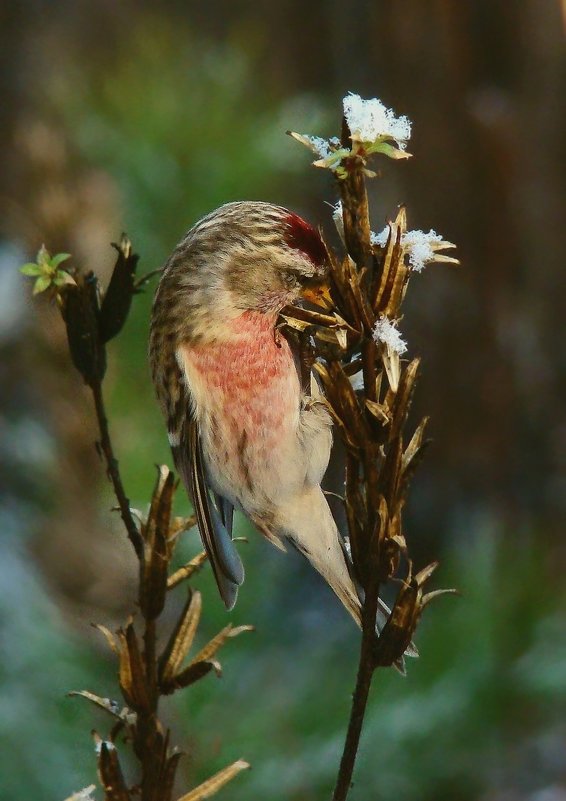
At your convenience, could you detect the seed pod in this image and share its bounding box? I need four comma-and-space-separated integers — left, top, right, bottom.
60, 272, 106, 386
99, 235, 139, 343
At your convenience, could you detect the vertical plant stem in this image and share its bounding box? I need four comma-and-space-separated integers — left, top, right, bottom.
91, 377, 166, 796
143, 618, 158, 695
361, 338, 377, 402
90, 379, 144, 559
361, 340, 380, 534
332, 577, 379, 801
333, 333, 381, 801
139, 617, 160, 801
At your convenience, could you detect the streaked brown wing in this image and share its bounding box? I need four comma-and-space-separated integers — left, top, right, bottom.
172, 416, 244, 610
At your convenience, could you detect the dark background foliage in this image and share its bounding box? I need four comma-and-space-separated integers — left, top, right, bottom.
0, 2, 565, 799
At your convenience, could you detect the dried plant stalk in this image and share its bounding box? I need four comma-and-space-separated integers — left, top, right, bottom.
21, 240, 252, 801
287, 93, 458, 800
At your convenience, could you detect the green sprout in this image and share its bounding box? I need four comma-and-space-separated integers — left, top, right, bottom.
288, 93, 413, 180
20, 245, 76, 295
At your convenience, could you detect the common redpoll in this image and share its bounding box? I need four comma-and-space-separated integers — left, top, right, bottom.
149, 201, 404, 643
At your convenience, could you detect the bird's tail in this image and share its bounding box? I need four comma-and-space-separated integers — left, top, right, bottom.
272, 486, 361, 623
272, 486, 418, 661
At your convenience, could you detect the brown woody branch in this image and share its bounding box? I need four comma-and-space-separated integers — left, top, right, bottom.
91, 379, 144, 559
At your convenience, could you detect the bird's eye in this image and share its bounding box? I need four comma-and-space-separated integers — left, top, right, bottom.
283, 272, 299, 289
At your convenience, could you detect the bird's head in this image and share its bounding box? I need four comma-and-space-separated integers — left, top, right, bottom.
154, 201, 332, 343
219, 201, 332, 313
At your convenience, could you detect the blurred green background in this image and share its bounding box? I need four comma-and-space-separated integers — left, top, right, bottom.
1, 2, 565, 800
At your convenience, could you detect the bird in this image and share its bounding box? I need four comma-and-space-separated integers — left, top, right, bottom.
149, 200, 412, 649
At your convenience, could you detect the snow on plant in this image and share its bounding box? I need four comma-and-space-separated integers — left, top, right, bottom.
371, 226, 458, 272
343, 93, 411, 150
302, 135, 341, 159
332, 200, 346, 244
372, 315, 408, 355
289, 92, 412, 178
63, 786, 96, 801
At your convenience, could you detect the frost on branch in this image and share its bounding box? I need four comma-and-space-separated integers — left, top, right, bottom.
288, 92, 413, 178
373, 315, 407, 392
63, 787, 96, 801
332, 200, 346, 244
343, 93, 411, 151
371, 226, 458, 272
302, 135, 339, 159
372, 315, 407, 355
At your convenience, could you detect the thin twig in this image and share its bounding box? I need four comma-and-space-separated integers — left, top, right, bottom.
134, 267, 163, 290
91, 379, 144, 559
332, 555, 381, 800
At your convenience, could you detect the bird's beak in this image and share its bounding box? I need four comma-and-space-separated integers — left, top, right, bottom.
300, 277, 334, 311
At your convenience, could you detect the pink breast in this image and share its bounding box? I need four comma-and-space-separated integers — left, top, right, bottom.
186, 311, 300, 468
